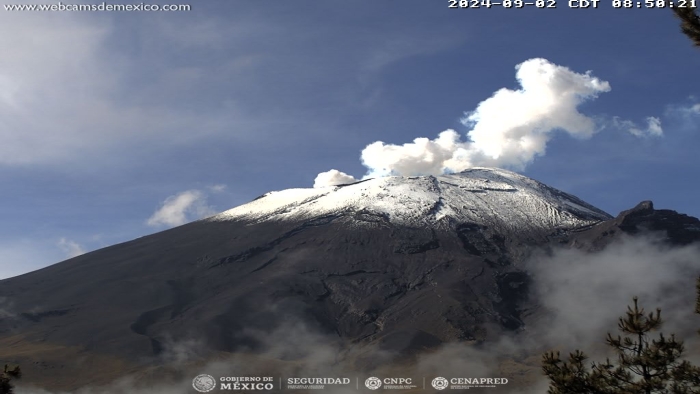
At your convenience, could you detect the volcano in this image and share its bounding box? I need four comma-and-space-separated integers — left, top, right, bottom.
1, 168, 698, 392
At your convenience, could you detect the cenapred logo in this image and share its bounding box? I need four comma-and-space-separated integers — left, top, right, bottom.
365, 377, 382, 390
192, 374, 217, 393
432, 376, 509, 390
431, 377, 449, 390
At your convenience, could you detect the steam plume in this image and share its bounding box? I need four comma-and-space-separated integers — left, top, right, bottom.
315, 58, 612, 187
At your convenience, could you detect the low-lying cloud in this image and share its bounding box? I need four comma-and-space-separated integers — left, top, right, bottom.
314, 58, 663, 188
0, 297, 15, 319
409, 236, 698, 392
528, 235, 700, 350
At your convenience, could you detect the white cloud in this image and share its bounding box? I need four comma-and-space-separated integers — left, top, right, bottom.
615, 116, 664, 137
0, 12, 242, 166
0, 8, 462, 170
461, 58, 610, 164
208, 184, 227, 193
669, 102, 700, 117
313, 169, 358, 188
146, 190, 215, 228
318, 58, 613, 180
0, 12, 116, 164
361, 130, 464, 178
57, 238, 86, 259
662, 102, 700, 134
642, 116, 663, 136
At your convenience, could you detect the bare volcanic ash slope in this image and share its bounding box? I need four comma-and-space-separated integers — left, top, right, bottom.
0, 168, 626, 391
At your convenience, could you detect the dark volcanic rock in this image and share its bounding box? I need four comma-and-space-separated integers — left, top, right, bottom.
1, 169, 696, 391
560, 200, 700, 251
0, 216, 532, 362
615, 201, 700, 245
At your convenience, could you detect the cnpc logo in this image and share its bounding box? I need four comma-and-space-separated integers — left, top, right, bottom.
364, 377, 413, 390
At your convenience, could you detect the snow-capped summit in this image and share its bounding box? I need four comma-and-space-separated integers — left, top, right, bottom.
212, 167, 611, 235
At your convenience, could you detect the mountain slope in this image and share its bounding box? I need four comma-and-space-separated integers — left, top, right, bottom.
1, 168, 673, 391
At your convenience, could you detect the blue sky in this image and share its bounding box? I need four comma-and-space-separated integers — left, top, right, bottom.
0, 0, 698, 278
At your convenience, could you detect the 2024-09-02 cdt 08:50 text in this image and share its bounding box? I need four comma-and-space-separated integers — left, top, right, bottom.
448, 0, 697, 7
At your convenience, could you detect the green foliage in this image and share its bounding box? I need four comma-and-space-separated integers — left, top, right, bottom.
673, 6, 700, 47
0, 364, 21, 394
542, 350, 609, 394
542, 297, 700, 394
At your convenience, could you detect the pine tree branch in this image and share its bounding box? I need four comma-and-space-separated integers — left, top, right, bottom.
543, 297, 700, 393
673, 6, 700, 47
